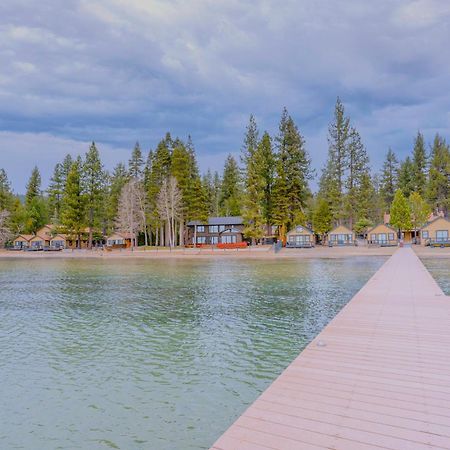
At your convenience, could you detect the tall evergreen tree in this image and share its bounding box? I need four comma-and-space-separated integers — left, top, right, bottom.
398, 156, 415, 197
0, 168, 13, 212
426, 134, 450, 215
128, 142, 144, 179
25, 166, 42, 206
241, 114, 259, 167
24, 166, 48, 233
411, 132, 427, 195
380, 148, 399, 208
219, 155, 242, 216
47, 163, 64, 222
83, 142, 105, 248
409, 191, 430, 237
61, 158, 85, 248
107, 163, 129, 230
345, 128, 372, 228
390, 189, 411, 234
272, 108, 312, 237
319, 98, 351, 224
313, 197, 333, 242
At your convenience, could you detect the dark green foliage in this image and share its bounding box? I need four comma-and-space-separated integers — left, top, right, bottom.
61, 158, 85, 246
398, 156, 415, 197
129, 142, 144, 179
219, 155, 242, 216
411, 132, 427, 195
83, 142, 106, 247
48, 163, 64, 222
25, 166, 41, 206
380, 148, 399, 208
426, 134, 450, 215
272, 108, 312, 236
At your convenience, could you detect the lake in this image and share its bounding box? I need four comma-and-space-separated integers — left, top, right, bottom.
0, 257, 387, 449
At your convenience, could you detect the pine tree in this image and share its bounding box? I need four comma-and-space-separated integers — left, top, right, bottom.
82, 142, 105, 248
380, 148, 399, 208
313, 197, 332, 242
61, 154, 73, 183
0, 168, 14, 212
24, 167, 48, 233
390, 189, 411, 234
241, 114, 259, 167
258, 132, 276, 233
61, 158, 85, 248
47, 163, 64, 222
272, 108, 312, 237
411, 132, 427, 195
426, 134, 450, 215
107, 163, 129, 230
398, 157, 414, 197
219, 155, 242, 216
319, 98, 351, 224
345, 128, 371, 228
25, 166, 42, 206
128, 142, 144, 179
409, 192, 430, 237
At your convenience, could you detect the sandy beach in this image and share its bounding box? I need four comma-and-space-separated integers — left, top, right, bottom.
1, 245, 448, 260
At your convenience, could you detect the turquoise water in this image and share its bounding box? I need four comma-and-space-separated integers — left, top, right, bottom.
420, 258, 450, 294
0, 257, 386, 450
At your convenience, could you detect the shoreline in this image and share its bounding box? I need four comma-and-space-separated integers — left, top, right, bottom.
0, 245, 448, 260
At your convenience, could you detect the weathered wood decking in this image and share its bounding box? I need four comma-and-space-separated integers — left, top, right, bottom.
211, 248, 450, 450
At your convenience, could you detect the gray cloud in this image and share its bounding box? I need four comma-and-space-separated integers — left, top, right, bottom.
1, 0, 449, 191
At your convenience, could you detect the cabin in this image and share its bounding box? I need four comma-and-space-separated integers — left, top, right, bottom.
420, 217, 450, 247
13, 234, 33, 249
286, 225, 315, 248
28, 235, 46, 249
366, 224, 398, 246
186, 216, 244, 246
326, 225, 356, 246
50, 234, 67, 249
106, 232, 133, 248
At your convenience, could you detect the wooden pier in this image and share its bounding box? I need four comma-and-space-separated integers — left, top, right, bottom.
211, 248, 450, 450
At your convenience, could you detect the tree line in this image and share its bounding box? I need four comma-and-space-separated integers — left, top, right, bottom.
0, 99, 449, 247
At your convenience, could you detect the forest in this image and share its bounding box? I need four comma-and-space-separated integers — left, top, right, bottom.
0, 99, 449, 247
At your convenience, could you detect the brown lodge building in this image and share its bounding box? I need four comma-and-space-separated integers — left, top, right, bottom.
186, 216, 244, 245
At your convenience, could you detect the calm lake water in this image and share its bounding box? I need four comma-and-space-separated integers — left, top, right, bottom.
420, 257, 450, 295
0, 257, 387, 450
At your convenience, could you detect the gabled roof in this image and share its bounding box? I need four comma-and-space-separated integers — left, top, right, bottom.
366, 223, 397, 234
107, 232, 134, 240
29, 234, 46, 241
14, 234, 34, 241
187, 216, 243, 226
287, 225, 314, 235
50, 234, 67, 240
420, 216, 450, 230
328, 224, 354, 234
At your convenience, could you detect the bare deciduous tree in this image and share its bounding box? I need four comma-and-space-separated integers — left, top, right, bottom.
115, 179, 145, 247
157, 176, 182, 247
0, 210, 12, 246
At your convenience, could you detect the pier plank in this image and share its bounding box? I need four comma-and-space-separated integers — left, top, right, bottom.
210, 249, 450, 449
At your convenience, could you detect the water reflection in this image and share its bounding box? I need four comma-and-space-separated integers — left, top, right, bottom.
0, 257, 386, 449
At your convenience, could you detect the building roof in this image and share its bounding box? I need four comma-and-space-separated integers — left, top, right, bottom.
367, 223, 397, 234
187, 216, 243, 226
329, 224, 354, 234
106, 232, 134, 240
420, 215, 450, 230
14, 234, 34, 241
287, 225, 314, 235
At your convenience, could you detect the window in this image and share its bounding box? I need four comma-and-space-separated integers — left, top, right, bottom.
388, 233, 395, 240
210, 236, 219, 244
196, 236, 206, 244
219, 225, 225, 232
197, 225, 205, 233
371, 234, 376, 241
209, 225, 219, 233
436, 230, 449, 242
378, 233, 387, 242
422, 230, 429, 239
221, 235, 236, 244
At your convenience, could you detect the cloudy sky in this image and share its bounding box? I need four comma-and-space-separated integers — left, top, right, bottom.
1, 0, 449, 193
